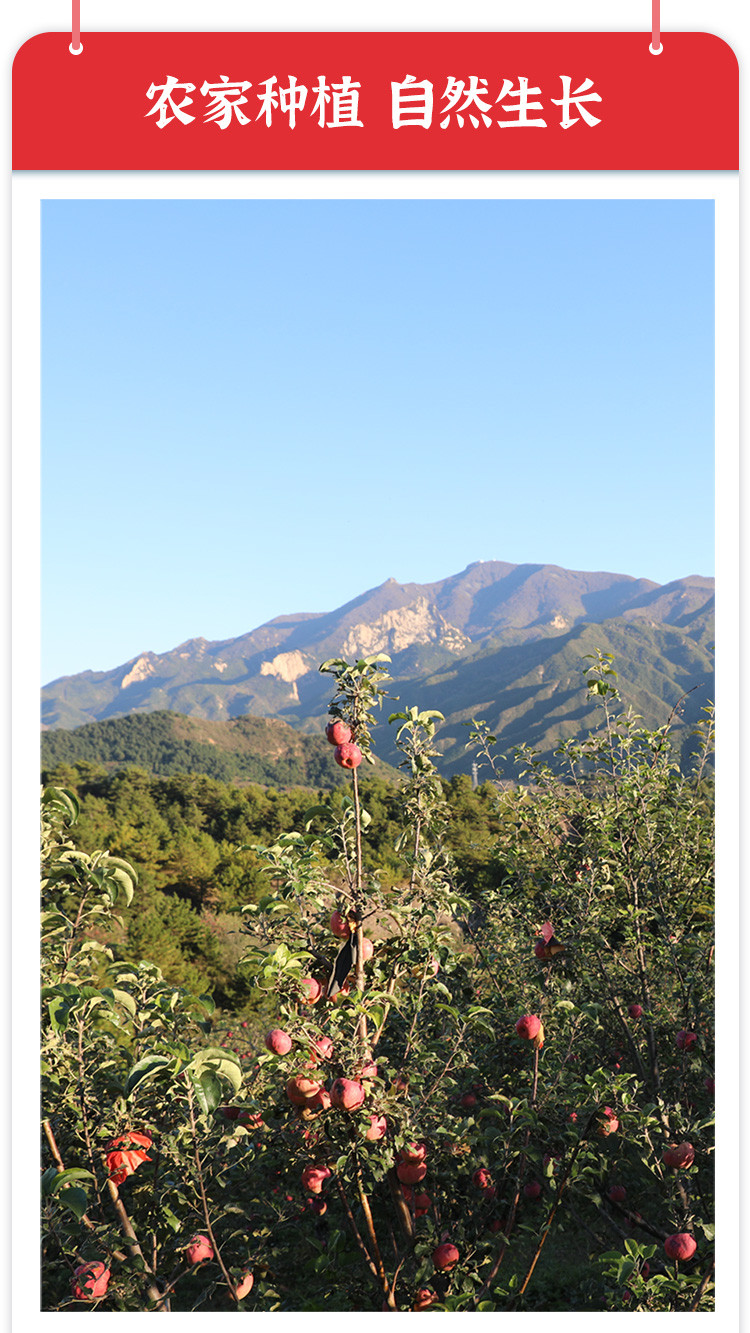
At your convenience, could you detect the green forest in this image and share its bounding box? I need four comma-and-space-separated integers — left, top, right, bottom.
41, 711, 358, 789
40, 759, 503, 1011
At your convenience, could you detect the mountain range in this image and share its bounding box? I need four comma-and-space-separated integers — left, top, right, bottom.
41, 561, 714, 777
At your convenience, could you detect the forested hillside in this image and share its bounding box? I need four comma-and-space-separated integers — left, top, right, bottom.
41, 711, 376, 788
40, 762, 503, 1007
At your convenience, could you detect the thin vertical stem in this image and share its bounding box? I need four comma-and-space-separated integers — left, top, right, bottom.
351, 766, 367, 1044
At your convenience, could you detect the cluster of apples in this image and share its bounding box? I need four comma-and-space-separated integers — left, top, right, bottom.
291, 915, 377, 1011
326, 718, 363, 770
396, 1142, 432, 1217
471, 1166, 496, 1201
262, 912, 381, 1119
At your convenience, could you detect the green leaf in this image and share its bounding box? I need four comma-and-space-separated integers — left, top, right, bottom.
125, 1053, 173, 1096
188, 1048, 242, 1096
189, 1072, 211, 1116
41, 911, 69, 934
49, 1167, 95, 1195
160, 1204, 182, 1233
58, 1186, 88, 1221
198, 1070, 222, 1114
110, 989, 137, 1019
105, 866, 136, 906
47, 995, 71, 1031
103, 854, 139, 886
41, 1167, 61, 1197
42, 786, 79, 825
303, 805, 332, 826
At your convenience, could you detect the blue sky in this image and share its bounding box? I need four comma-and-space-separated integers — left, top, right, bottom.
41, 198, 714, 684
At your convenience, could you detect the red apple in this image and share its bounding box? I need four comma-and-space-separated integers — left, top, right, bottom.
71, 1261, 111, 1302
398, 1142, 427, 1163
402, 1186, 431, 1216
310, 1035, 334, 1062
301, 1164, 331, 1194
432, 1242, 459, 1271
664, 1233, 697, 1261
265, 1028, 292, 1055
330, 1077, 365, 1111
330, 981, 351, 1006
413, 1289, 437, 1310
365, 1114, 387, 1141
334, 742, 362, 770
330, 910, 350, 938
628, 1003, 643, 1019
397, 1159, 427, 1185
235, 1271, 254, 1300
326, 719, 352, 746
185, 1235, 214, 1265
300, 977, 323, 1005
361, 937, 374, 961
237, 1110, 264, 1129
309, 1087, 332, 1111
523, 1181, 542, 1200
472, 1168, 493, 1190
597, 1105, 619, 1136
675, 1029, 698, 1051
460, 1091, 478, 1109
662, 1142, 695, 1170
515, 1014, 544, 1048
608, 1185, 627, 1203
286, 1075, 322, 1107
358, 1060, 378, 1081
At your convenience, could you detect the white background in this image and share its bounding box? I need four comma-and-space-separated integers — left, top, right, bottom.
3, 3, 745, 1328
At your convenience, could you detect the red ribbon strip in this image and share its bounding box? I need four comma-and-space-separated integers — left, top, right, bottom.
651, 0, 662, 53
71, 0, 82, 54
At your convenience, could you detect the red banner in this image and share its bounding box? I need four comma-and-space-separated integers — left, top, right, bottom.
13, 30, 738, 171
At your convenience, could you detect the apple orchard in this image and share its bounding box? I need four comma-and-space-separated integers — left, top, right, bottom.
41, 652, 714, 1311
